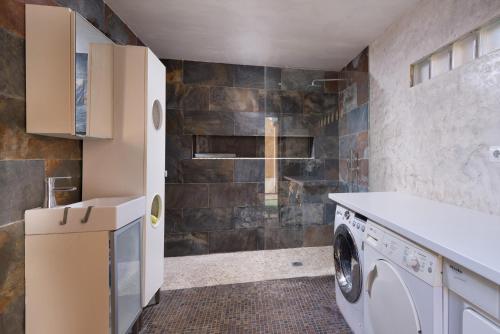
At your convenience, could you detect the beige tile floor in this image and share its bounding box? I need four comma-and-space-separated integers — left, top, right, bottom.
162, 246, 334, 290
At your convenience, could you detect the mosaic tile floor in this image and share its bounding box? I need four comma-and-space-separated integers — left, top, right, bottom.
142, 276, 352, 334
163, 246, 334, 290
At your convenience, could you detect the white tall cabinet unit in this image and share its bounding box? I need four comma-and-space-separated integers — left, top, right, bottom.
83, 45, 166, 307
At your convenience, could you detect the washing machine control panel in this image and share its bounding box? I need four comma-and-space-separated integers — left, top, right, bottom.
365, 221, 442, 286
335, 206, 366, 235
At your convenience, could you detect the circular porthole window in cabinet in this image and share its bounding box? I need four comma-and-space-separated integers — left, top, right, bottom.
152, 99, 163, 130
150, 194, 162, 228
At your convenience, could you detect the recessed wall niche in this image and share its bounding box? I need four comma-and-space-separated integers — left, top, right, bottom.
193, 135, 314, 159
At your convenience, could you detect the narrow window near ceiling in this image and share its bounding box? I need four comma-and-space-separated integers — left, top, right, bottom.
480, 19, 500, 56
452, 33, 477, 69
410, 16, 500, 87
431, 48, 451, 78
412, 59, 430, 85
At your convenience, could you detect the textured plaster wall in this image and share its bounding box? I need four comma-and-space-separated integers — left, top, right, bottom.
369, 0, 500, 215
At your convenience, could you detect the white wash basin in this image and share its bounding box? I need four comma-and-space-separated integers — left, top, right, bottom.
25, 196, 145, 235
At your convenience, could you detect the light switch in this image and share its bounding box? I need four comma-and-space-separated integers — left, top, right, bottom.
489, 146, 500, 162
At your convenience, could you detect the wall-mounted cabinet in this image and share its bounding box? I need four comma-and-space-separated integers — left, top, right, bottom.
26, 5, 114, 139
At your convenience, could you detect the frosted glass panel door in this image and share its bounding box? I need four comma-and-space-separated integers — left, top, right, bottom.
111, 219, 142, 334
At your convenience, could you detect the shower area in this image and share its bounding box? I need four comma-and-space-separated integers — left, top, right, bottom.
163, 48, 369, 256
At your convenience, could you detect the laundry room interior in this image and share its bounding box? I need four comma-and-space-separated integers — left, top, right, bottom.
0, 0, 499, 333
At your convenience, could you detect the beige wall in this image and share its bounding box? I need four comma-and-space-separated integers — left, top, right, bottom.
369, 0, 500, 215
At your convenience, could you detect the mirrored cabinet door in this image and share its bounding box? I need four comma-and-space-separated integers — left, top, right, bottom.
26, 4, 114, 139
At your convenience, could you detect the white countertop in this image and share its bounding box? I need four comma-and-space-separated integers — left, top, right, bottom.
329, 192, 500, 285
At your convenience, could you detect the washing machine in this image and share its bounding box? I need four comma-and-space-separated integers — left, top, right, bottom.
443, 260, 500, 334
333, 205, 366, 334
363, 221, 443, 334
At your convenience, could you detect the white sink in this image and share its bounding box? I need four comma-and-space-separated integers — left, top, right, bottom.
25, 196, 146, 235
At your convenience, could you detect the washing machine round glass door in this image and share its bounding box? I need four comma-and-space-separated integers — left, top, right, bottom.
333, 224, 362, 303
365, 259, 421, 334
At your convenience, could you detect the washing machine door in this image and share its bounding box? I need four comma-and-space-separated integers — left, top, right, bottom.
333, 224, 362, 303
365, 259, 421, 334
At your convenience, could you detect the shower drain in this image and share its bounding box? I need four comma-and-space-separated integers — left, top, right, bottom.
292, 261, 303, 267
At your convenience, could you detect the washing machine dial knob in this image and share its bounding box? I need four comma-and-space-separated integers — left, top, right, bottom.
407, 254, 420, 272
344, 211, 351, 220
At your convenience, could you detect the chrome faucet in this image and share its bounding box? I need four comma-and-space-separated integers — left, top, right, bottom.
44, 176, 77, 208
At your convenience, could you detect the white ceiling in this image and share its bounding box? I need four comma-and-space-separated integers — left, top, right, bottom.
105, 0, 419, 70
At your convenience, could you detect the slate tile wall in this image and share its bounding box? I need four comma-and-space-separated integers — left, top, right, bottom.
0, 1, 143, 332
163, 59, 344, 257
338, 47, 370, 192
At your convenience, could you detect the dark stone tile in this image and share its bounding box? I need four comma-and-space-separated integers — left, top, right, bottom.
234, 112, 265, 136
234, 65, 264, 89
234, 160, 264, 182
278, 181, 299, 207
181, 159, 233, 183
303, 225, 334, 247
265, 67, 282, 90
303, 92, 338, 114
279, 159, 324, 180
281, 69, 324, 92
184, 110, 234, 136
182, 85, 210, 111
280, 204, 324, 227
180, 208, 233, 232
299, 182, 341, 204
341, 84, 358, 115
266, 90, 303, 115
0, 160, 44, 226
165, 158, 181, 184
0, 221, 25, 334
279, 137, 311, 158
0, 0, 27, 37
324, 202, 337, 226
209, 183, 261, 208
264, 227, 303, 249
57, 0, 105, 32
314, 136, 339, 159
44, 160, 82, 206
279, 114, 321, 137
209, 228, 262, 253
165, 232, 209, 257
210, 87, 264, 113
165, 108, 183, 135
339, 159, 348, 184
165, 135, 192, 160
183, 61, 233, 86
339, 131, 368, 160
359, 159, 369, 189
162, 59, 182, 83
232, 207, 265, 229
324, 118, 339, 136
165, 184, 208, 209
323, 71, 342, 93
0, 28, 25, 99
165, 209, 181, 233
166, 83, 184, 109
0, 96, 81, 160
347, 104, 369, 134
325, 159, 339, 181
104, 5, 137, 45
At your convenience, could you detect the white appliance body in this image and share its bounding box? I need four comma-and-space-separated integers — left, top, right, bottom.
83, 46, 166, 307
333, 205, 366, 334
444, 260, 500, 334
363, 221, 443, 334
